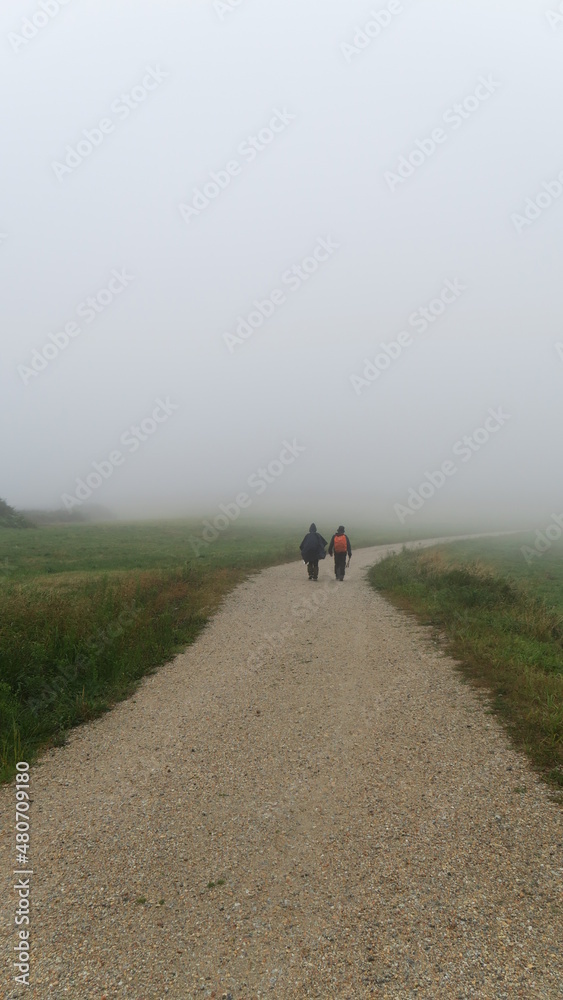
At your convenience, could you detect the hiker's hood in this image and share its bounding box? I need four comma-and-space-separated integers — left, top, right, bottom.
309, 523, 316, 532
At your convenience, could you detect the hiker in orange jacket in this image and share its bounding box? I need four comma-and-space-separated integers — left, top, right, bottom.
328, 525, 352, 581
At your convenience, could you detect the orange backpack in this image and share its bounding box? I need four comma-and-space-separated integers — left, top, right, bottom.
333, 533, 347, 553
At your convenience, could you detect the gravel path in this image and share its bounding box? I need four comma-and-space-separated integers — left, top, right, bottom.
1, 541, 562, 999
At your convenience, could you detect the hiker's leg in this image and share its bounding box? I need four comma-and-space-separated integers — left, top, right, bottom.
307, 561, 314, 579
312, 560, 318, 580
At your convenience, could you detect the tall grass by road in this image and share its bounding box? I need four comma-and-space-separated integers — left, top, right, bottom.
369, 539, 563, 802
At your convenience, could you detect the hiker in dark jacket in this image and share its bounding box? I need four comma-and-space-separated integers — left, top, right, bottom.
328, 525, 352, 581
299, 523, 327, 580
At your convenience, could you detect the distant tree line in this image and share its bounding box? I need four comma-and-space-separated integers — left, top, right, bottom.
0, 500, 116, 528
0, 499, 33, 529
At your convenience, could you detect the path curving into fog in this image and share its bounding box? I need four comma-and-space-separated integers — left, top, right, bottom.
1, 539, 562, 998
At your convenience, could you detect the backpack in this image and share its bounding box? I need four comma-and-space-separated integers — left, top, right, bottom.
333, 533, 347, 553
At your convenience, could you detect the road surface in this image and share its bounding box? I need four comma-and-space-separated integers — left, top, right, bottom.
1, 541, 562, 998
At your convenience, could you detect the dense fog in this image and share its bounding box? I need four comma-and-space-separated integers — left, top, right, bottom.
2, 0, 562, 533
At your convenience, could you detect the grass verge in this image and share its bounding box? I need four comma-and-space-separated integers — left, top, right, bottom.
368, 543, 563, 804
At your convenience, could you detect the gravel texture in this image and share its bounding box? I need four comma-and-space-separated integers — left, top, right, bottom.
1, 541, 562, 999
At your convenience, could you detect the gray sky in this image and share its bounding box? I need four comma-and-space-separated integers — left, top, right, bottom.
2, 0, 562, 530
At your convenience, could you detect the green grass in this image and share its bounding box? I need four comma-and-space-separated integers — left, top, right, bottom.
0, 518, 297, 580
368, 537, 563, 801
0, 517, 389, 783
420, 535, 563, 614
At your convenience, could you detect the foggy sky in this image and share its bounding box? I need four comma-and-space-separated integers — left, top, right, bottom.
2, 0, 563, 531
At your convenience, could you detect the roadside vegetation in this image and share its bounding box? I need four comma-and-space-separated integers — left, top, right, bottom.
369, 537, 563, 803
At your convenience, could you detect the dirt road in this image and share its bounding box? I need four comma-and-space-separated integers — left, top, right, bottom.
1, 541, 562, 998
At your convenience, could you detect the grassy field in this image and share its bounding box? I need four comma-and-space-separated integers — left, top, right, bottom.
420, 535, 563, 613
369, 536, 563, 802
0, 516, 392, 782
